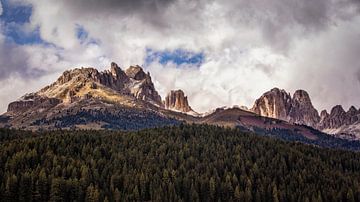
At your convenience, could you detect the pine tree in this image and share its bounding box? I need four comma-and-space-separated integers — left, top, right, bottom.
209, 177, 216, 200
347, 189, 355, 202
114, 188, 121, 202
19, 172, 32, 202
86, 183, 100, 202
234, 185, 241, 201
50, 178, 64, 202
272, 184, 279, 202
5, 174, 18, 202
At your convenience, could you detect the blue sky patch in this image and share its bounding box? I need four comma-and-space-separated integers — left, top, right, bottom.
76, 25, 89, 44
0, 0, 32, 24
145, 48, 204, 67
0, 0, 46, 45
75, 24, 100, 45
4, 25, 45, 45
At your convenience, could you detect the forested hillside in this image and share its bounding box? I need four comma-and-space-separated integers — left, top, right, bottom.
0, 125, 360, 202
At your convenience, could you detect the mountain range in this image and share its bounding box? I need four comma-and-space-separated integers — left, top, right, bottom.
0, 62, 359, 143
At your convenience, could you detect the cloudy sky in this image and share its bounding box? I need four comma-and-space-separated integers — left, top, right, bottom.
0, 0, 359, 113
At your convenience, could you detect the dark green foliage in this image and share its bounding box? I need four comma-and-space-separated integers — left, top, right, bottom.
237, 125, 360, 151
31, 108, 180, 130
0, 124, 360, 201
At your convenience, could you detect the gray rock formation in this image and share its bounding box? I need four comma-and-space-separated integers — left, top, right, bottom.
251, 88, 320, 127
318, 105, 359, 130
251, 88, 293, 120
289, 90, 320, 127
164, 90, 193, 113
37, 62, 163, 106
252, 88, 360, 139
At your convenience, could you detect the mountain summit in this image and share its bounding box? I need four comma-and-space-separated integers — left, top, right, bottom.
1, 63, 197, 130
251, 88, 320, 127
36, 62, 162, 107
164, 90, 196, 114
251, 88, 359, 139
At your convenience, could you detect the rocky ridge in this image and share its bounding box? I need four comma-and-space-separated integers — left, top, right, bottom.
251, 88, 319, 127
251, 88, 359, 139
1, 62, 358, 140
2, 62, 199, 130
36, 62, 163, 107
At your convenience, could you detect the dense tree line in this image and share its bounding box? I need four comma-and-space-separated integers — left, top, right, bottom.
31, 108, 179, 130
242, 125, 360, 151
0, 125, 360, 201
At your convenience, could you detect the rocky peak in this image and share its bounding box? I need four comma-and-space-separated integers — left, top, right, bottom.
318, 105, 347, 129
165, 90, 194, 113
318, 104, 360, 133
330, 105, 345, 116
125, 65, 148, 80
251, 87, 292, 120
290, 89, 320, 127
124, 65, 162, 106
251, 88, 319, 127
348, 106, 357, 114
293, 90, 311, 104
320, 110, 329, 120
110, 62, 122, 77
33, 62, 164, 107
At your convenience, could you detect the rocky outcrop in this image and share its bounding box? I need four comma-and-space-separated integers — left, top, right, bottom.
318, 105, 359, 130
125, 65, 147, 80
252, 88, 360, 138
164, 90, 193, 113
125, 65, 162, 106
289, 90, 320, 127
251, 88, 320, 127
251, 88, 292, 120
7, 93, 61, 113
37, 62, 163, 106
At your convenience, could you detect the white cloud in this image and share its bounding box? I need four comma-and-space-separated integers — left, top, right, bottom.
0, 0, 360, 113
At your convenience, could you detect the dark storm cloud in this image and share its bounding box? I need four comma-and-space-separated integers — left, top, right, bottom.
222, 0, 360, 51
62, 0, 178, 28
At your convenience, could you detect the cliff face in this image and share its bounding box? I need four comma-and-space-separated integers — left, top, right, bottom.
318, 105, 359, 129
125, 65, 162, 106
289, 90, 320, 127
164, 90, 193, 113
251, 88, 293, 120
251, 88, 320, 127
7, 93, 61, 113
251, 88, 360, 139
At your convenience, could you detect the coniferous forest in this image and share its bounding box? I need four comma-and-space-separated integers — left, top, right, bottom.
0, 124, 360, 202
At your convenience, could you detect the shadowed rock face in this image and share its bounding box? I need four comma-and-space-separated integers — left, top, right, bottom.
251, 88, 319, 127
7, 93, 61, 113
289, 90, 320, 127
164, 90, 193, 113
252, 88, 360, 139
318, 105, 360, 130
125, 65, 147, 80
